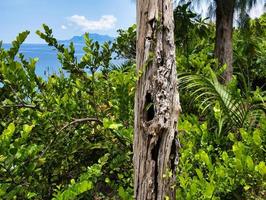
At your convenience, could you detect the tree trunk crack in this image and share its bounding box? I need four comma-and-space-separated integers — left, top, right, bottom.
151, 135, 162, 199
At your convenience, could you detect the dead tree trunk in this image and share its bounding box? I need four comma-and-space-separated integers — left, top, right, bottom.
215, 0, 235, 84
134, 0, 181, 199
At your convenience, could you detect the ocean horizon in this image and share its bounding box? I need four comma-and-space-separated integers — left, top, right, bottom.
2, 43, 86, 77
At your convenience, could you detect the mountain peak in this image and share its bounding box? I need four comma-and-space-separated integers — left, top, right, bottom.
60, 33, 114, 44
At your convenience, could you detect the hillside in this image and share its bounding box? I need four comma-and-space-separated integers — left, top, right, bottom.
59, 33, 114, 44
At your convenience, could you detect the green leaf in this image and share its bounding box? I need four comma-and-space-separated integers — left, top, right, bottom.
246, 156, 254, 171
232, 142, 245, 158
0, 123, 15, 142
221, 152, 229, 163
228, 132, 236, 142
179, 176, 187, 188
103, 118, 122, 130
239, 128, 249, 142
199, 150, 212, 170
105, 177, 111, 184
118, 186, 131, 200
244, 185, 250, 191
253, 129, 262, 146
27, 192, 37, 199
255, 162, 266, 176
0, 155, 6, 162
0, 188, 5, 197
77, 181, 92, 193
70, 179, 75, 185
235, 158, 243, 171
145, 102, 154, 111
22, 124, 35, 139
204, 182, 215, 199
109, 123, 123, 130
190, 181, 198, 195
195, 168, 204, 180
213, 102, 221, 120
8, 31, 30, 59
216, 166, 225, 177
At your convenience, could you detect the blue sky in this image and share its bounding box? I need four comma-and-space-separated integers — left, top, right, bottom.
0, 0, 136, 43
0, 0, 264, 43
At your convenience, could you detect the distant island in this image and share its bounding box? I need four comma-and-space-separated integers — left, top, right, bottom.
59, 33, 114, 45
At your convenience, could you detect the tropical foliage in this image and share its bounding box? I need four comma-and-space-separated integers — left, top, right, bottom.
0, 7, 265, 200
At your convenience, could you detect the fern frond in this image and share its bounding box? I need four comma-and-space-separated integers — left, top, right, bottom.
179, 70, 264, 133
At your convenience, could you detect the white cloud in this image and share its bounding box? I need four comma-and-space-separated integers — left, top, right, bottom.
67, 15, 117, 31
61, 25, 67, 30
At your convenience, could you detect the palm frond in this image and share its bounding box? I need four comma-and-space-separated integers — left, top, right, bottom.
179, 69, 264, 132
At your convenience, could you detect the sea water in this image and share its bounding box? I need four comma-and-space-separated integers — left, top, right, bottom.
2, 43, 86, 77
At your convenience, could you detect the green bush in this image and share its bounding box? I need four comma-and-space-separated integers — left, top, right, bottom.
177, 114, 266, 199
0, 12, 265, 199
0, 25, 135, 199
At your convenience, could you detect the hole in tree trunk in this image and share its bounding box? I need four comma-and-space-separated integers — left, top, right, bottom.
144, 93, 155, 121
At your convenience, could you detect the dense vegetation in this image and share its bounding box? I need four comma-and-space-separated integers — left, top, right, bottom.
0, 7, 265, 200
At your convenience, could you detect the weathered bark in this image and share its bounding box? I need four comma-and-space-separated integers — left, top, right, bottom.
215, 0, 235, 84
134, 0, 181, 199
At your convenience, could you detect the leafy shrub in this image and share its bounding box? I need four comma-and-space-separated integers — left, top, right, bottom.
0, 12, 265, 200
177, 114, 266, 199
0, 25, 135, 199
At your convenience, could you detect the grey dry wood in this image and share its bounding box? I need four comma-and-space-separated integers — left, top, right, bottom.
134, 0, 181, 199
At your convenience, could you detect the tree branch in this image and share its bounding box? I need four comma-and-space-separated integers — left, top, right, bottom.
1, 104, 37, 109
39, 117, 102, 157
